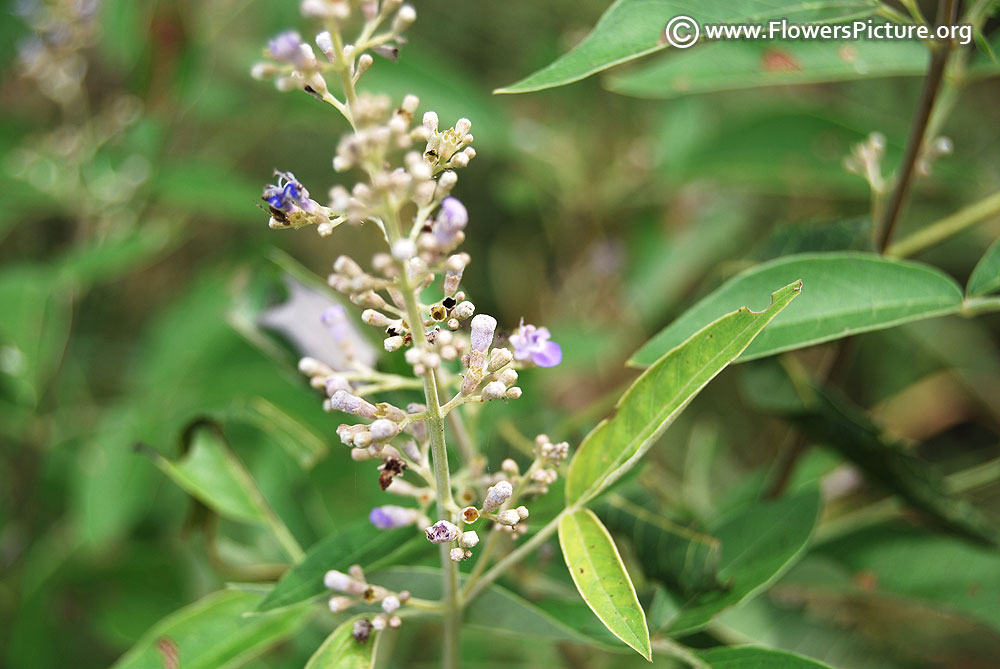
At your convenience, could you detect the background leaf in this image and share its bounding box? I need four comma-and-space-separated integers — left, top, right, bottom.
666, 488, 821, 633
567, 281, 801, 503
697, 645, 833, 668
143, 425, 267, 527
630, 253, 964, 368
559, 508, 651, 659
498, 0, 879, 93
596, 493, 723, 595
967, 237, 1000, 297
111, 590, 309, 669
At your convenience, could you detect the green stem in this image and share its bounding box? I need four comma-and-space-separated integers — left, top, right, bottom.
651, 637, 711, 669
382, 208, 461, 669
887, 190, 1000, 257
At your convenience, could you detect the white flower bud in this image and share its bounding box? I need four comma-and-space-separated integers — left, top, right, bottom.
393, 5, 417, 33
402, 94, 419, 114
505, 387, 523, 400
328, 595, 353, 612
371, 615, 387, 631
392, 238, 416, 260
516, 505, 529, 520
384, 335, 405, 352
422, 111, 438, 131
357, 53, 373, 77
481, 381, 507, 401
315, 31, 334, 58
470, 314, 497, 353
330, 390, 377, 419
498, 369, 518, 387
488, 348, 513, 372
501, 458, 519, 475
449, 547, 466, 562
496, 509, 521, 526
325, 569, 362, 593
381, 595, 401, 614
370, 418, 398, 441
450, 152, 469, 168
483, 480, 512, 512
459, 531, 479, 548
453, 301, 475, 320
298, 356, 334, 377
455, 118, 472, 135
362, 309, 392, 327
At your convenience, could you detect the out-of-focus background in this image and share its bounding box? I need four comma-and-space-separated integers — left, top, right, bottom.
2, 0, 1000, 666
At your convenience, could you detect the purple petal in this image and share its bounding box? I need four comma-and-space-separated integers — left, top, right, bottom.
532, 340, 562, 367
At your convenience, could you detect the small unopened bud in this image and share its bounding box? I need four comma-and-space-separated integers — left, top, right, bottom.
501, 458, 519, 475
381, 595, 401, 614
496, 509, 521, 526
488, 348, 513, 372
315, 31, 334, 59
483, 480, 512, 512
370, 418, 398, 441
356, 53, 373, 77
453, 301, 475, 320
505, 387, 523, 400
498, 369, 518, 387
516, 505, 529, 520
330, 390, 377, 419
481, 381, 507, 401
392, 4, 416, 32
362, 309, 393, 327
384, 335, 405, 352
392, 238, 415, 260
459, 531, 480, 548
422, 111, 439, 131
469, 314, 497, 368
328, 596, 353, 612
449, 547, 466, 562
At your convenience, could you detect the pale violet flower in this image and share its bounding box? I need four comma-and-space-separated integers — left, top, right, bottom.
369, 505, 418, 529
510, 321, 562, 367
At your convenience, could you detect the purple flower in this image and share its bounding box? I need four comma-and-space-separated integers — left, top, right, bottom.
268, 31, 310, 68
321, 305, 351, 343
433, 197, 467, 246
510, 321, 562, 367
262, 170, 318, 214
424, 520, 460, 543
369, 505, 417, 529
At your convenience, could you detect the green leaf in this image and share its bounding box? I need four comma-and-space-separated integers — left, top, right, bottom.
967, 237, 1000, 297
111, 590, 309, 669
255, 523, 415, 613
558, 508, 650, 659
497, 0, 879, 93
226, 398, 329, 470
596, 494, 723, 595
608, 39, 929, 99
819, 526, 1000, 633
370, 566, 621, 648
749, 363, 1000, 546
568, 281, 801, 503
698, 646, 832, 668
630, 253, 963, 368
667, 488, 821, 634
143, 425, 267, 526
305, 616, 377, 669
0, 265, 73, 407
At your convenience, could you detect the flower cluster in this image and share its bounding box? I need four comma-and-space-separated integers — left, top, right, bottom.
324, 564, 407, 637
256, 0, 569, 648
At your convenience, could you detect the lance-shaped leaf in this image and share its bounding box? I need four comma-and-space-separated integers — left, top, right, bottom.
255, 522, 418, 613
567, 281, 801, 504
112, 590, 310, 669
306, 616, 378, 669
630, 253, 964, 368
497, 0, 879, 93
608, 39, 931, 99
559, 508, 651, 659
967, 237, 1000, 297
